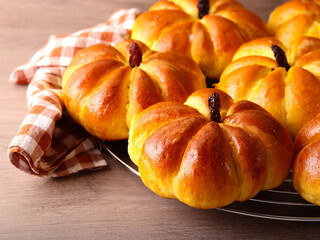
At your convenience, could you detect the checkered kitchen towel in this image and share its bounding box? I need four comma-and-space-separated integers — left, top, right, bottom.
8, 8, 141, 177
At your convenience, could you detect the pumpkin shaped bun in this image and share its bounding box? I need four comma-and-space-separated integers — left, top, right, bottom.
131, 0, 269, 79
294, 113, 320, 206
128, 88, 294, 209
268, 0, 320, 48
217, 37, 320, 138
62, 40, 206, 140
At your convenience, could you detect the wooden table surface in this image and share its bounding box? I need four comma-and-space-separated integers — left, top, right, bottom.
1, 0, 320, 239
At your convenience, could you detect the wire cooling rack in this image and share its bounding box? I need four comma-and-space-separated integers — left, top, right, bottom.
101, 141, 320, 222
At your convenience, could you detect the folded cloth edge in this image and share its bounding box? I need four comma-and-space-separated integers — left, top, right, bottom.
7, 8, 142, 177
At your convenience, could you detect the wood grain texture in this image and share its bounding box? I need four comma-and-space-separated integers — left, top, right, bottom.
0, 0, 319, 239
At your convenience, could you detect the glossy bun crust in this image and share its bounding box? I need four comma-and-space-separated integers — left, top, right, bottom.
217, 37, 320, 138
293, 113, 320, 205
62, 40, 206, 140
268, 0, 320, 48
131, 0, 269, 79
128, 89, 293, 209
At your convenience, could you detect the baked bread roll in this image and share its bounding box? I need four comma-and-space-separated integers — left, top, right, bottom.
131, 0, 269, 79
217, 37, 320, 138
62, 40, 206, 140
293, 113, 320, 206
128, 88, 293, 209
268, 0, 320, 48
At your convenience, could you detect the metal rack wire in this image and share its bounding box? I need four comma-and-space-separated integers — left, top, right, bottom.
102, 141, 320, 222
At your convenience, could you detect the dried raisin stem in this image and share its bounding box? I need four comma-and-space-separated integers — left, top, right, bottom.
197, 0, 210, 19
271, 45, 290, 71
129, 42, 142, 68
208, 92, 221, 123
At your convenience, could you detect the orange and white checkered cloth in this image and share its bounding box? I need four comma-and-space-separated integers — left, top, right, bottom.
7, 8, 142, 177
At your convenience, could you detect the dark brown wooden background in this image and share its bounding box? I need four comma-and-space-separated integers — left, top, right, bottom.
1, 0, 318, 239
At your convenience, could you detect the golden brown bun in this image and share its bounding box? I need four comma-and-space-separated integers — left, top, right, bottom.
131, 0, 269, 79
217, 37, 320, 138
62, 40, 206, 140
290, 36, 320, 61
268, 0, 320, 48
128, 88, 293, 209
293, 113, 320, 205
